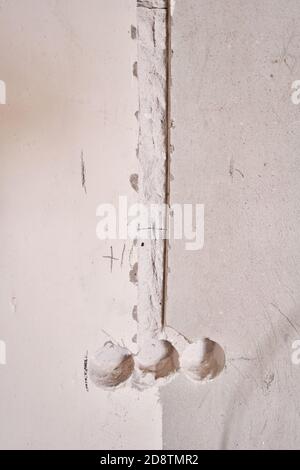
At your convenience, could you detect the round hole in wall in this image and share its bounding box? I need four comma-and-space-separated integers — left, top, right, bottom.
133, 339, 179, 389
180, 338, 225, 382
89, 341, 134, 389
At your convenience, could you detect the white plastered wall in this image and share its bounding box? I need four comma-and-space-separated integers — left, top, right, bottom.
0, 0, 161, 450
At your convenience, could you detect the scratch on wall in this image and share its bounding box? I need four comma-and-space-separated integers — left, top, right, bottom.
84, 351, 89, 392
80, 151, 87, 194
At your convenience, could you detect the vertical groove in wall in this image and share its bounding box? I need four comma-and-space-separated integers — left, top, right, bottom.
136, 0, 169, 343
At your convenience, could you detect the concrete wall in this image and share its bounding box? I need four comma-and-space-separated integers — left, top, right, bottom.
162, 0, 300, 450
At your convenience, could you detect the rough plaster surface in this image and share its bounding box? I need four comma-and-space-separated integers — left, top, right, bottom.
161, 0, 300, 449
136, 1, 167, 342
0, 0, 161, 449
